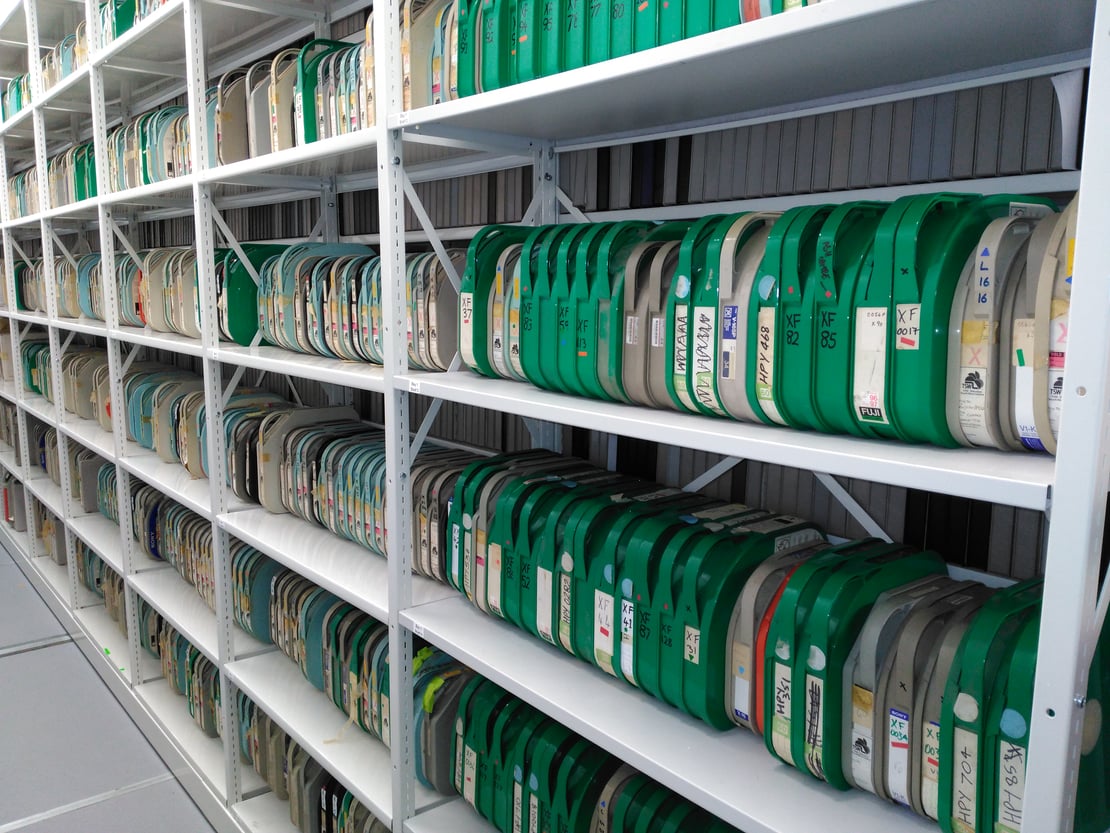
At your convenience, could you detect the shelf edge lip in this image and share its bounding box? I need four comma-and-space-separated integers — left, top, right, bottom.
199, 129, 379, 184
397, 373, 1054, 511
114, 326, 206, 356
209, 345, 389, 392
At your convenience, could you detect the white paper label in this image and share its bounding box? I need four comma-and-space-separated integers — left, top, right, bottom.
684, 625, 700, 664
1011, 318, 1045, 451
1048, 307, 1067, 441
459, 291, 475, 366
513, 782, 523, 833
996, 742, 1026, 833
594, 589, 616, 675
850, 685, 875, 791
536, 567, 554, 644
462, 745, 477, 806
959, 320, 991, 446
673, 305, 688, 376
923, 720, 942, 819
803, 673, 825, 780
488, 542, 503, 616
732, 641, 753, 724
771, 661, 793, 764
887, 708, 911, 804
529, 793, 539, 833
558, 573, 573, 652
624, 315, 639, 346
692, 306, 719, 412
755, 307, 785, 424
952, 726, 979, 833
853, 307, 889, 425
620, 599, 636, 685
895, 303, 921, 349
651, 315, 665, 348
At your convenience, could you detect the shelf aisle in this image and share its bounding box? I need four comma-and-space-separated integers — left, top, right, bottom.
0, 531, 218, 833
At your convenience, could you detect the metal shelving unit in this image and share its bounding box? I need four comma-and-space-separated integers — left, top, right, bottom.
0, 1, 1104, 832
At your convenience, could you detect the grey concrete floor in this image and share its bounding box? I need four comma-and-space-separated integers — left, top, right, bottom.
0, 546, 217, 833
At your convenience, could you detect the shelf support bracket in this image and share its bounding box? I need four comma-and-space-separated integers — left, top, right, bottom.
408, 355, 462, 457
815, 472, 892, 543
684, 457, 742, 493
59, 330, 76, 355
306, 213, 324, 242
10, 238, 33, 265
120, 343, 142, 376
50, 229, 79, 270
285, 376, 304, 406
108, 215, 143, 266
556, 186, 589, 224
221, 365, 246, 407
210, 204, 260, 286
524, 418, 563, 453
401, 170, 461, 291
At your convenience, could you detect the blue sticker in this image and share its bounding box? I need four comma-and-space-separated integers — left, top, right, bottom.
723, 305, 738, 340
1000, 708, 1028, 739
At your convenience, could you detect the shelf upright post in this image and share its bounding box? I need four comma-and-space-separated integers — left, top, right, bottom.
20, 0, 51, 559
0, 133, 36, 548
183, 0, 243, 805
85, 0, 144, 688
522, 140, 564, 453
1024, 7, 1110, 830
373, 2, 416, 828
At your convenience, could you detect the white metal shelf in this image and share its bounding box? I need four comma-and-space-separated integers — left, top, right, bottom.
25, 473, 65, 517
20, 393, 56, 426
135, 677, 266, 801
119, 443, 214, 518
400, 372, 1055, 511
219, 507, 455, 622
225, 650, 448, 826
233, 793, 299, 833
0, 445, 20, 477
405, 800, 496, 833
0, 379, 17, 404
8, 308, 51, 325
129, 567, 268, 663
402, 595, 935, 833
58, 414, 115, 458
211, 345, 388, 393
394, 0, 1093, 146
68, 512, 124, 573
53, 315, 110, 338
114, 324, 205, 358
30, 550, 71, 602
